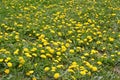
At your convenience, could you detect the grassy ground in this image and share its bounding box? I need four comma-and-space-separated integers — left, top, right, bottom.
0, 0, 120, 80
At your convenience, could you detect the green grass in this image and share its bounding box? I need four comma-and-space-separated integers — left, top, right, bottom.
0, 0, 120, 80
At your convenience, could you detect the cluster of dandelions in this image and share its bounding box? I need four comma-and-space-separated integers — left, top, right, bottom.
0, 0, 120, 80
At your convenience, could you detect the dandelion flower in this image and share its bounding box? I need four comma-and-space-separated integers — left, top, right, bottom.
92, 67, 98, 71
69, 49, 75, 54
4, 69, 10, 74
54, 73, 60, 79
7, 62, 12, 67
44, 67, 50, 72
32, 77, 37, 80
80, 70, 86, 75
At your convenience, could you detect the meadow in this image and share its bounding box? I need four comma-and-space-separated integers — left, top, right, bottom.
0, 0, 120, 80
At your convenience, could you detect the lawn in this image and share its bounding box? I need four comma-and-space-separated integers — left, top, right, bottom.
0, 0, 120, 80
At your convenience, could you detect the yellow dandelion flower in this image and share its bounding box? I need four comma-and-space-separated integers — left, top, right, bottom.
57, 65, 63, 68
80, 70, 86, 75
29, 70, 34, 74
96, 41, 101, 45
38, 44, 43, 48
91, 49, 98, 54
5, 57, 11, 62
49, 49, 55, 54
68, 69, 75, 73
32, 53, 37, 57
18, 64, 23, 67
97, 61, 102, 65
32, 77, 37, 80
65, 43, 70, 47
7, 62, 12, 67
54, 73, 60, 79
61, 46, 67, 52
15, 35, 19, 41
109, 37, 114, 42
92, 67, 98, 71
76, 23, 82, 27
4, 69, 10, 74
34, 63, 38, 67
51, 67, 56, 72
117, 52, 120, 55
68, 30, 73, 35
40, 54, 46, 59
40, 50, 45, 53
44, 67, 50, 72
71, 76, 76, 80
0, 36, 3, 39
23, 48, 29, 52
84, 53, 89, 56
19, 57, 25, 64
14, 49, 19, 55
111, 13, 116, 16
46, 53, 53, 57
25, 53, 32, 58
0, 59, 3, 62
50, 30, 55, 34
31, 47, 37, 52
26, 70, 34, 76
69, 49, 75, 54
80, 66, 85, 70
56, 52, 61, 56
58, 32, 62, 36
26, 72, 30, 76
88, 71, 91, 76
